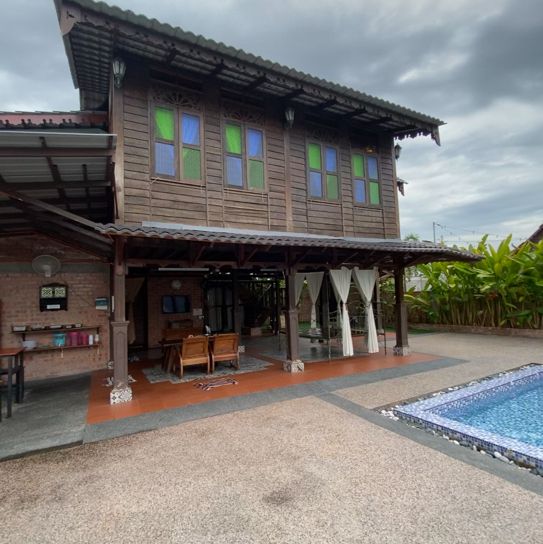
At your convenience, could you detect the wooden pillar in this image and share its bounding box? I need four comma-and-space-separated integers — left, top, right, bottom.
232, 270, 242, 335
274, 277, 281, 335
110, 237, 132, 404
393, 265, 410, 356
283, 267, 303, 372
374, 271, 384, 332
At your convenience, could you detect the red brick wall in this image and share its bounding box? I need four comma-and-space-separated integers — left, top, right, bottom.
0, 235, 110, 380
146, 276, 204, 347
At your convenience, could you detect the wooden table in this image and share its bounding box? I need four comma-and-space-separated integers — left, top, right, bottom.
0, 347, 24, 419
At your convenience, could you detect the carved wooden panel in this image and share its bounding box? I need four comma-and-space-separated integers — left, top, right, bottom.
221, 99, 265, 126
150, 85, 202, 111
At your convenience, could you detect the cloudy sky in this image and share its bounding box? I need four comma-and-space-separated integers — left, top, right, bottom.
1, 0, 542, 245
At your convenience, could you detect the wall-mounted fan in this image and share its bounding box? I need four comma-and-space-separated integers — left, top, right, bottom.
32, 255, 61, 278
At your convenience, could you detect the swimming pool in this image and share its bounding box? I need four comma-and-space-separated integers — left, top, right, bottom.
393, 365, 543, 473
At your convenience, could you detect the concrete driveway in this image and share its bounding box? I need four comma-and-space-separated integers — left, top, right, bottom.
1, 333, 542, 543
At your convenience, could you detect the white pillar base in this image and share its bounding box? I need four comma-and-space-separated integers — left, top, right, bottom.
393, 345, 411, 356
283, 359, 305, 373
110, 384, 133, 404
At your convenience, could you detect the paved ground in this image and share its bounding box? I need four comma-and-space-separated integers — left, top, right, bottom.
338, 332, 543, 408
1, 333, 542, 543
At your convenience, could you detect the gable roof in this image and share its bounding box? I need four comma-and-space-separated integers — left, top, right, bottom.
55, 0, 443, 143
527, 224, 543, 244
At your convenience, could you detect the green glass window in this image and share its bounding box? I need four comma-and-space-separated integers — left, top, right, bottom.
155, 107, 174, 141
153, 106, 202, 181
225, 124, 242, 154
308, 143, 339, 201
352, 152, 380, 205
352, 154, 364, 178
308, 143, 322, 170
224, 123, 266, 190
369, 181, 380, 204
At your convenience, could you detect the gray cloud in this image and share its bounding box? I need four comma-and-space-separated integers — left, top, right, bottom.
0, 0, 541, 244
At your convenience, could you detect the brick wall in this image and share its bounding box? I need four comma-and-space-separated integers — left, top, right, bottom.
146, 276, 204, 347
0, 235, 110, 380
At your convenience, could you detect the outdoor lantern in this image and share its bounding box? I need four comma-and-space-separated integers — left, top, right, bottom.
394, 143, 402, 160
284, 107, 295, 128
112, 57, 126, 88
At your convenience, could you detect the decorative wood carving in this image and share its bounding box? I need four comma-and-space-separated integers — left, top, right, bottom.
221, 100, 265, 125
150, 85, 202, 111
306, 124, 340, 144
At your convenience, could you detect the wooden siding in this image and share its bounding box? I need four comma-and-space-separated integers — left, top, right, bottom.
120, 75, 401, 239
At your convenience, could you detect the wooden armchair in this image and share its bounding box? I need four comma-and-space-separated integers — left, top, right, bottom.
175, 335, 210, 378
209, 333, 240, 373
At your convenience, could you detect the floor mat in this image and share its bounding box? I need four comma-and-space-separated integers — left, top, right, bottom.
141, 355, 272, 384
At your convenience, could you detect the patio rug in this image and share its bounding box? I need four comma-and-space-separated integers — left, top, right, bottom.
142, 354, 272, 384
194, 377, 238, 391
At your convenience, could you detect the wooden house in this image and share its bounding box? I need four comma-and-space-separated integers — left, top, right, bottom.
0, 0, 478, 404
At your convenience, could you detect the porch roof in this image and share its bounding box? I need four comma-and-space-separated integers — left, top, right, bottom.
0, 130, 115, 257
97, 222, 480, 268
56, 0, 443, 143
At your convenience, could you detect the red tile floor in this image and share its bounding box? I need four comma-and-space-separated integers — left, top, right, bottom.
87, 334, 438, 425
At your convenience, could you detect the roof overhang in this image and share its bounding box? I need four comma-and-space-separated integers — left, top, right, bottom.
96, 222, 481, 270
55, 0, 443, 143
0, 130, 116, 258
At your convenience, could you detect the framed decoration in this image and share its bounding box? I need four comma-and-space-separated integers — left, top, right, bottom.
40, 283, 68, 311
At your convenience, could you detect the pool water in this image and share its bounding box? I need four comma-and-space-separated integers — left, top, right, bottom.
393, 366, 543, 470
437, 379, 543, 448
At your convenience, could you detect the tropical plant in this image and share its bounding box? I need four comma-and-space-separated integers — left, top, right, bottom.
404, 235, 543, 329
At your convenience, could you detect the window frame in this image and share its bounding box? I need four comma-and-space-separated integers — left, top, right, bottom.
223, 120, 267, 191
351, 150, 382, 207
306, 140, 341, 202
151, 102, 204, 184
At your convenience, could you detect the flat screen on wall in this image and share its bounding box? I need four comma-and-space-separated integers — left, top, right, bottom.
162, 295, 191, 314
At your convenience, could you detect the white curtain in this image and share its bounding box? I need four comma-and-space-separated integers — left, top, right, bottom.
305, 272, 324, 330
294, 273, 305, 306
353, 268, 379, 353
329, 267, 354, 357
126, 277, 144, 345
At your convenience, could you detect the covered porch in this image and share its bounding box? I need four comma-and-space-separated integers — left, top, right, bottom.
100, 222, 478, 405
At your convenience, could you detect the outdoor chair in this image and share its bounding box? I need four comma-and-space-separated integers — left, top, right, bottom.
209, 333, 240, 373
174, 335, 210, 378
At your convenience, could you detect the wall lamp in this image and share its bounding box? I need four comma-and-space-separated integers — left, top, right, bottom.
394, 143, 402, 160
284, 106, 295, 129
112, 57, 126, 89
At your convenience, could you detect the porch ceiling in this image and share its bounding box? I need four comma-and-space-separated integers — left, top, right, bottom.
97, 222, 480, 270
0, 131, 115, 258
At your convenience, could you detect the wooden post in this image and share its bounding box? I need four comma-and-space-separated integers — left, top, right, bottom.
284, 267, 303, 372
110, 237, 132, 404
274, 277, 281, 335
393, 265, 410, 356
232, 270, 242, 335
374, 270, 384, 332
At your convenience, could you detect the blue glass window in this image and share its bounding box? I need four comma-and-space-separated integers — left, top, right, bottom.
309, 171, 323, 197
226, 156, 243, 186
181, 114, 200, 146
367, 156, 379, 180
325, 147, 337, 173
247, 128, 263, 158
155, 142, 175, 176
354, 179, 366, 203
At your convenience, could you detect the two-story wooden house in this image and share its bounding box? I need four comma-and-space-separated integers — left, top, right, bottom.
0, 0, 477, 404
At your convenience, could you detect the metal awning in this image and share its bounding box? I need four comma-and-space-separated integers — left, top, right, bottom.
56, 0, 443, 143
97, 222, 480, 269
0, 131, 116, 258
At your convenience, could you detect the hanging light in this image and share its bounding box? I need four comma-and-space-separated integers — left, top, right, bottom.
112, 57, 126, 89
284, 106, 295, 129
394, 143, 402, 160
